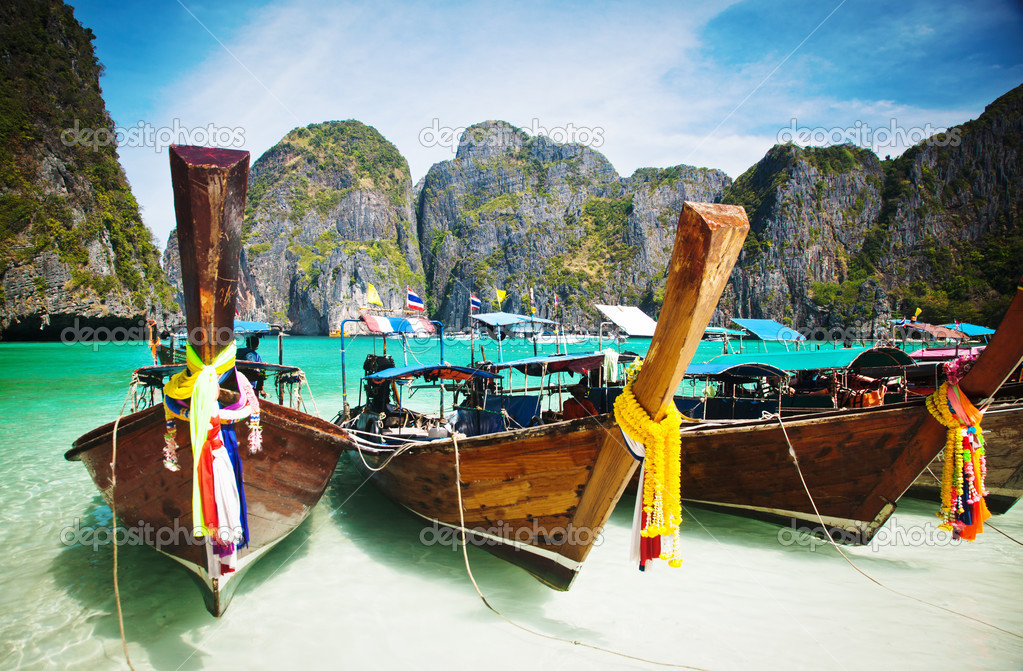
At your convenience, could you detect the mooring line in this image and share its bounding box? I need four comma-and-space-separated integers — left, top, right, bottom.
110, 385, 136, 670
986, 522, 1023, 546
450, 434, 710, 670
775, 414, 1023, 640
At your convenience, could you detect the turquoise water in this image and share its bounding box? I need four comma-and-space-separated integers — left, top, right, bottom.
1, 336, 1020, 670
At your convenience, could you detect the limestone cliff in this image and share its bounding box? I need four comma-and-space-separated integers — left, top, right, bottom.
235, 121, 421, 334
164, 85, 1022, 336
720, 83, 1023, 330
416, 121, 731, 329
0, 0, 173, 339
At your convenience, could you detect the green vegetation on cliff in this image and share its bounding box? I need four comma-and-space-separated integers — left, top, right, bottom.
246, 120, 410, 231
0, 0, 172, 310
537, 195, 637, 301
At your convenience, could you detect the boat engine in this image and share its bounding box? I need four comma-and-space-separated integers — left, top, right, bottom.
363, 354, 395, 414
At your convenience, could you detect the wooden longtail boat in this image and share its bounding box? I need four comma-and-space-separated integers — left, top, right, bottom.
338, 202, 750, 589
670, 281, 1023, 541
66, 146, 347, 616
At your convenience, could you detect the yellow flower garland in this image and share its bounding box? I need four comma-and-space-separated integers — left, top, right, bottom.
926, 382, 962, 527
614, 378, 684, 567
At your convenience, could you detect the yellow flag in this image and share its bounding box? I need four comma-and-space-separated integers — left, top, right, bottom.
367, 283, 383, 306
496, 289, 507, 303
912, 307, 922, 322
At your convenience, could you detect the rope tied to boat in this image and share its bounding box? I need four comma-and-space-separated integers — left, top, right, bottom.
449, 433, 710, 671
612, 358, 685, 568
770, 411, 1022, 641
110, 382, 137, 670
925, 381, 990, 538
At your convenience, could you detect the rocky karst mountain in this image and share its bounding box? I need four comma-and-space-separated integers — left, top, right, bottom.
4, 0, 1019, 340
416, 121, 730, 329
0, 0, 172, 339
167, 119, 730, 335
166, 90, 1021, 336
167, 120, 423, 334
721, 83, 1023, 332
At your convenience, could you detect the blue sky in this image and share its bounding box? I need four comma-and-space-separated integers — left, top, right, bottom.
67, 0, 1023, 249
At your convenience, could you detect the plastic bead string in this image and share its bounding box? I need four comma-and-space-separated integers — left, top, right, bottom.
925, 380, 989, 539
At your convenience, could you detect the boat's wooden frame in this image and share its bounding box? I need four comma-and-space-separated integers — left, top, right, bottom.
66, 146, 348, 616
342, 202, 751, 589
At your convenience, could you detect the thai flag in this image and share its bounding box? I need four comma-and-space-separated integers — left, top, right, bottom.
470, 293, 481, 311
899, 317, 908, 327
407, 286, 425, 311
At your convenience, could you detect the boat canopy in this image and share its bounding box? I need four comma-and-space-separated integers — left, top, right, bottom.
490, 352, 606, 376
704, 326, 747, 337
167, 318, 278, 338
233, 319, 276, 335
940, 323, 995, 338
730, 318, 805, 341
363, 363, 499, 382
472, 312, 557, 327
594, 304, 657, 337
704, 346, 914, 372
685, 362, 788, 379
910, 345, 986, 361
359, 313, 436, 335
888, 320, 968, 341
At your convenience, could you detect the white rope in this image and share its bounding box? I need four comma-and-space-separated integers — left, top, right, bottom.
450, 434, 710, 670
298, 371, 319, 417
772, 413, 1023, 639
110, 384, 136, 670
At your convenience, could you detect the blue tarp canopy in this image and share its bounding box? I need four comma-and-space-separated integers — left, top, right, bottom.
704, 326, 747, 337
940, 323, 994, 337
234, 319, 275, 335
472, 312, 557, 327
490, 352, 605, 376
685, 362, 788, 379
730, 318, 805, 341
364, 364, 499, 382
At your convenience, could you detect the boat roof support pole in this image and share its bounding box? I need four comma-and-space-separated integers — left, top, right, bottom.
339, 318, 360, 412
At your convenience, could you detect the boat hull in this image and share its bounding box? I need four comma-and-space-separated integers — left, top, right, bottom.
346, 414, 636, 590
67, 402, 347, 615
669, 401, 942, 542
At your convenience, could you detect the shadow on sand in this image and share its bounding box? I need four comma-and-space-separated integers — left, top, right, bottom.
323, 456, 621, 633
49, 494, 313, 669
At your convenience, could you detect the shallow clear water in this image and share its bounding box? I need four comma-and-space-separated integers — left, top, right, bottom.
1, 336, 1018, 670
